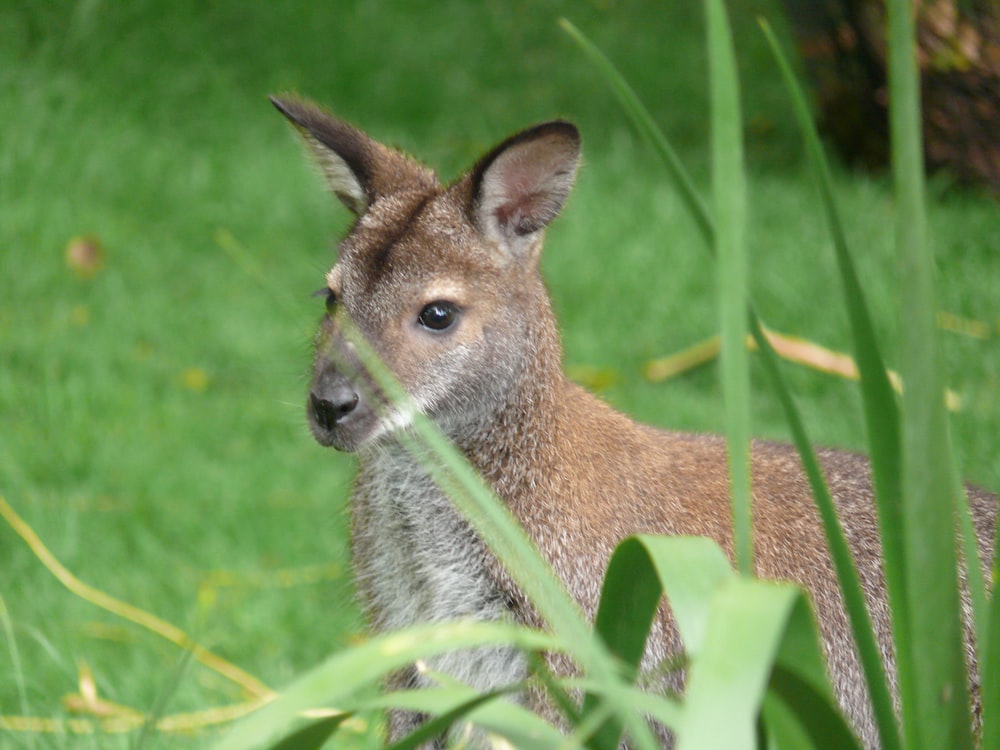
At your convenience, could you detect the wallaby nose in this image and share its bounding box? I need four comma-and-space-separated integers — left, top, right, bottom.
310, 388, 359, 431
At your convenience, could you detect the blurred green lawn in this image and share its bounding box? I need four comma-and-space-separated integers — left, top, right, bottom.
1, 1, 997, 747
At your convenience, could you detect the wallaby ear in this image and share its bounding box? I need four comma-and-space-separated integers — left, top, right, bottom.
469, 121, 581, 259
270, 94, 435, 215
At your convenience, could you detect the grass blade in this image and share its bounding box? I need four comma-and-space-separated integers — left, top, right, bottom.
560, 22, 887, 743
214, 621, 557, 750
678, 580, 831, 750
758, 20, 904, 750
587, 535, 850, 749
266, 715, 349, 750
341, 319, 663, 750
954, 469, 990, 670
584, 536, 729, 748
706, 0, 753, 575
376, 687, 565, 750
981, 565, 1000, 749
887, 0, 972, 746
558, 18, 712, 244
764, 667, 862, 749
631, 536, 734, 657
584, 537, 668, 749
556, 26, 847, 590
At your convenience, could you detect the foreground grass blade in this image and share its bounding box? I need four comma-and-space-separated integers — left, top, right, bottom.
585, 536, 730, 748
677, 579, 842, 750
383, 691, 511, 750
214, 621, 557, 750
556, 24, 848, 588
982, 570, 1000, 749
888, 0, 972, 746
375, 687, 566, 749
343, 320, 663, 750
767, 588, 864, 750
758, 20, 903, 750
587, 535, 853, 749
764, 667, 862, 749
558, 18, 711, 243
584, 537, 667, 749
267, 715, 348, 750
706, 0, 753, 576
561, 18, 886, 742
953, 468, 990, 666
630, 536, 733, 657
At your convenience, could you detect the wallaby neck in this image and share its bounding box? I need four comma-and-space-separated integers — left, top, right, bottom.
462, 310, 570, 504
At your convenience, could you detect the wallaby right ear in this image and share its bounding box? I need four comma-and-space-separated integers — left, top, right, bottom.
270, 95, 435, 215
469, 121, 581, 261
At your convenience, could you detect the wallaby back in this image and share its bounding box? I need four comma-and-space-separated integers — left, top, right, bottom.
272, 95, 997, 749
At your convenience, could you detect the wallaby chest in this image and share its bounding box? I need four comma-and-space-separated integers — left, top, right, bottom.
351, 447, 509, 633
351, 447, 528, 699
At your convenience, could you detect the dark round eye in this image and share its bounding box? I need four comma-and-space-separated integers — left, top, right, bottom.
315, 288, 337, 315
417, 301, 459, 332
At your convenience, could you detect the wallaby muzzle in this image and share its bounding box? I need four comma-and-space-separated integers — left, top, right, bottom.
310, 379, 358, 432
308, 347, 381, 452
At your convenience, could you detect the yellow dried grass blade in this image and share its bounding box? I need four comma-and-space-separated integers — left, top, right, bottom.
1, 699, 273, 735
644, 336, 722, 381
0, 495, 275, 701
643, 330, 961, 410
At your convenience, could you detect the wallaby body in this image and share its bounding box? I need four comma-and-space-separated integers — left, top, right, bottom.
272, 95, 997, 749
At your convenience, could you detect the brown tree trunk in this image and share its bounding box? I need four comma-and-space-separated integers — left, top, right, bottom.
780, 0, 1000, 195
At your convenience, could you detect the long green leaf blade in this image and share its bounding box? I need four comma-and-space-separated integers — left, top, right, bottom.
266, 715, 349, 750
632, 535, 733, 656
757, 20, 903, 750
558, 18, 713, 244
588, 536, 851, 749
584, 535, 732, 748
214, 621, 557, 750
375, 687, 564, 750
556, 25, 864, 613
888, 0, 972, 746
585, 537, 668, 750
982, 559, 1000, 749
706, 0, 753, 576
676, 580, 804, 750
764, 592, 865, 749
343, 319, 663, 750
764, 667, 862, 749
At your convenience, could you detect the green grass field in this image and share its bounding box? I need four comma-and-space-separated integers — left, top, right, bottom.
1, 1, 997, 747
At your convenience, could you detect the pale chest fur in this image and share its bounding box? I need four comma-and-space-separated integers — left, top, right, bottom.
350, 446, 525, 693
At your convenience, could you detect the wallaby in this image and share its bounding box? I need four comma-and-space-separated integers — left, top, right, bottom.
271, 94, 997, 749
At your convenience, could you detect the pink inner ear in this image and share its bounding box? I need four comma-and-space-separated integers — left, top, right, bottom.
490, 140, 576, 236
494, 189, 559, 236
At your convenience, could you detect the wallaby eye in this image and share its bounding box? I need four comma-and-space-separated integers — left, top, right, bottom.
313, 287, 339, 315
417, 301, 459, 332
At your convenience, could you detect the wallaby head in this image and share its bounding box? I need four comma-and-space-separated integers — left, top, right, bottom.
271, 95, 579, 453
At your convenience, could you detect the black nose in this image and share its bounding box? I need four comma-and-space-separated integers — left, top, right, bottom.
310, 389, 359, 431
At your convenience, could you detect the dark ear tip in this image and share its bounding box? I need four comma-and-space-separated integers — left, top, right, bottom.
269, 93, 315, 128
548, 119, 580, 139
528, 120, 581, 147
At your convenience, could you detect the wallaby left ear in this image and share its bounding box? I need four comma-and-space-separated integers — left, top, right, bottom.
469, 121, 581, 260
270, 94, 436, 216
